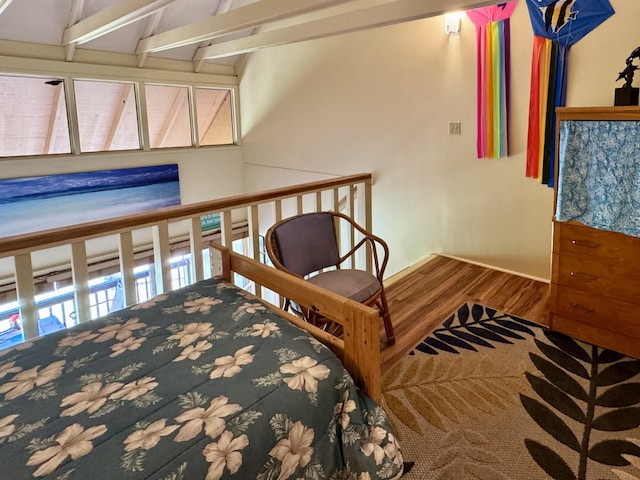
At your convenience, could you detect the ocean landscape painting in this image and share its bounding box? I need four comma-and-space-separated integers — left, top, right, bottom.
0, 165, 181, 237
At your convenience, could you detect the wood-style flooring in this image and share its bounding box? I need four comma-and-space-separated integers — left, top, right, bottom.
379, 255, 550, 374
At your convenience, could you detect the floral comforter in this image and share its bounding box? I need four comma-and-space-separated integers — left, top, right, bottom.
0, 277, 403, 479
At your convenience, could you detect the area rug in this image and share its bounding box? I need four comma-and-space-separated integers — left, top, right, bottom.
383, 302, 640, 480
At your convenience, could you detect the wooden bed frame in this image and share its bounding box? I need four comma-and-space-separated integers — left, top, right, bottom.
0, 173, 382, 401
211, 244, 381, 401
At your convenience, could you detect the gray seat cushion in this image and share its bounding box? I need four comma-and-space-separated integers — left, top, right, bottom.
306, 269, 381, 303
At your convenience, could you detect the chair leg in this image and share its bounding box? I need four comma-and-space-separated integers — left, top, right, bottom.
379, 290, 395, 344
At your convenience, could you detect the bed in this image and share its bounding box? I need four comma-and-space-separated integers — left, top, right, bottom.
0, 245, 403, 479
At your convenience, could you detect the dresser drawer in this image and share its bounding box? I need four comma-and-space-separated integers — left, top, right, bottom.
553, 253, 640, 302
553, 221, 640, 265
550, 313, 640, 359
551, 285, 640, 339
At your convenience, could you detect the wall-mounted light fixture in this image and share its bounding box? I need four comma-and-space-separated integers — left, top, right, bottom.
445, 12, 464, 34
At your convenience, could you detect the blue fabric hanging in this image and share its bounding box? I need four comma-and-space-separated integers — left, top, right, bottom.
525, 0, 615, 187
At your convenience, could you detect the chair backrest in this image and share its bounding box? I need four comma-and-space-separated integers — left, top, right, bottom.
267, 212, 340, 277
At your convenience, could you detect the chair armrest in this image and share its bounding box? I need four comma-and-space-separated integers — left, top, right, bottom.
333, 212, 389, 281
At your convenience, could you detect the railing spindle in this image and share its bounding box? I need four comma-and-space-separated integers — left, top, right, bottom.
189, 217, 204, 282
71, 241, 91, 323
14, 253, 37, 339
152, 220, 171, 294
118, 231, 137, 307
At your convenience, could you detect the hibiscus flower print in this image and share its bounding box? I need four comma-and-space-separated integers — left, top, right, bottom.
280, 356, 330, 393
209, 345, 254, 379
174, 395, 242, 442
57, 330, 99, 348
183, 297, 222, 314
334, 391, 357, 429
168, 322, 213, 347
0, 414, 18, 440
0, 361, 22, 379
233, 302, 266, 320
360, 426, 388, 465
94, 318, 146, 343
0, 360, 65, 400
269, 421, 314, 480
124, 419, 178, 451
110, 377, 158, 401
26, 423, 107, 477
110, 336, 146, 357
130, 294, 168, 310
383, 433, 403, 471
0, 341, 33, 358
202, 430, 249, 480
174, 340, 212, 362
60, 382, 124, 417
250, 321, 279, 338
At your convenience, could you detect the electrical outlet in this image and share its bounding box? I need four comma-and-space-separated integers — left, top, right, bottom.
449, 121, 462, 135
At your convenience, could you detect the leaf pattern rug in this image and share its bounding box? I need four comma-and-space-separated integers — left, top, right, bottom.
382, 302, 640, 480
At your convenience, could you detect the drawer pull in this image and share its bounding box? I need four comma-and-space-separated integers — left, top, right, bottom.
570, 272, 598, 281
571, 240, 600, 248
570, 303, 596, 313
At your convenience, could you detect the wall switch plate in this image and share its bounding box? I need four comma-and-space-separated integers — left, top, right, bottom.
449, 121, 462, 135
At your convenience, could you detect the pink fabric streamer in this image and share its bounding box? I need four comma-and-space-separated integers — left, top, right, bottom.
467, 2, 517, 159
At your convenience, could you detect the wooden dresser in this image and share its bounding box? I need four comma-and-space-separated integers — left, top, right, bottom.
550, 106, 640, 358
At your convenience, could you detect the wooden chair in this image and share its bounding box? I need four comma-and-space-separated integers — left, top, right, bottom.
264, 211, 395, 344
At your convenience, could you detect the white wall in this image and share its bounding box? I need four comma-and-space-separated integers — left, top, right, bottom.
238, 0, 638, 281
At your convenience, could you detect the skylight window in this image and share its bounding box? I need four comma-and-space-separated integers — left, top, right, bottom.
146, 84, 192, 149
74, 79, 140, 153
0, 73, 236, 157
196, 87, 234, 146
0, 75, 71, 157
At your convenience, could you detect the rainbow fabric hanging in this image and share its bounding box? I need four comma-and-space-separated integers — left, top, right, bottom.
467, 2, 517, 159
525, 0, 614, 186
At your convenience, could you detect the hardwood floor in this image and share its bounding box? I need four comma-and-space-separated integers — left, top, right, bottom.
379, 255, 550, 373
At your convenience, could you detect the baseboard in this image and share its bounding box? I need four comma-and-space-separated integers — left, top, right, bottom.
437, 253, 550, 284
385, 253, 551, 287
384, 254, 439, 287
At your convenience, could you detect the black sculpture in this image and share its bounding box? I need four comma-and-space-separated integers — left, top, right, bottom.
614, 46, 640, 106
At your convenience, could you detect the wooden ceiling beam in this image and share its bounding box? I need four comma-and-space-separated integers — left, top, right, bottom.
44, 83, 65, 154
63, 0, 85, 62
103, 83, 134, 151
194, 0, 498, 60
0, 0, 15, 16
136, 9, 166, 68
136, 0, 360, 54
154, 88, 188, 148
63, 0, 174, 47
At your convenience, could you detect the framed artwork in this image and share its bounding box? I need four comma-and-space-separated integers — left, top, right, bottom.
0, 164, 180, 237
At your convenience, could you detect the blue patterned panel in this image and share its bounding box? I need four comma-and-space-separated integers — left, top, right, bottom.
556, 120, 640, 238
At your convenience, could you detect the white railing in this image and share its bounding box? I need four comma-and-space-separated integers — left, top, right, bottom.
0, 173, 373, 341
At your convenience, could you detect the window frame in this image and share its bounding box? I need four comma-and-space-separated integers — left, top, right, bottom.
0, 56, 240, 159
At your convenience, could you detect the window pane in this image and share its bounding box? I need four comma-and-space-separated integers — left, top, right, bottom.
195, 88, 233, 146
146, 84, 192, 148
0, 75, 71, 157
74, 80, 140, 153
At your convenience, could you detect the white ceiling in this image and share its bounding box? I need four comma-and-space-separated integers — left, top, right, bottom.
0, 0, 500, 71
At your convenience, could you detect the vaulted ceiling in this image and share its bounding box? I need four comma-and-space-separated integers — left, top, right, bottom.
0, 0, 499, 71
0, 0, 500, 158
